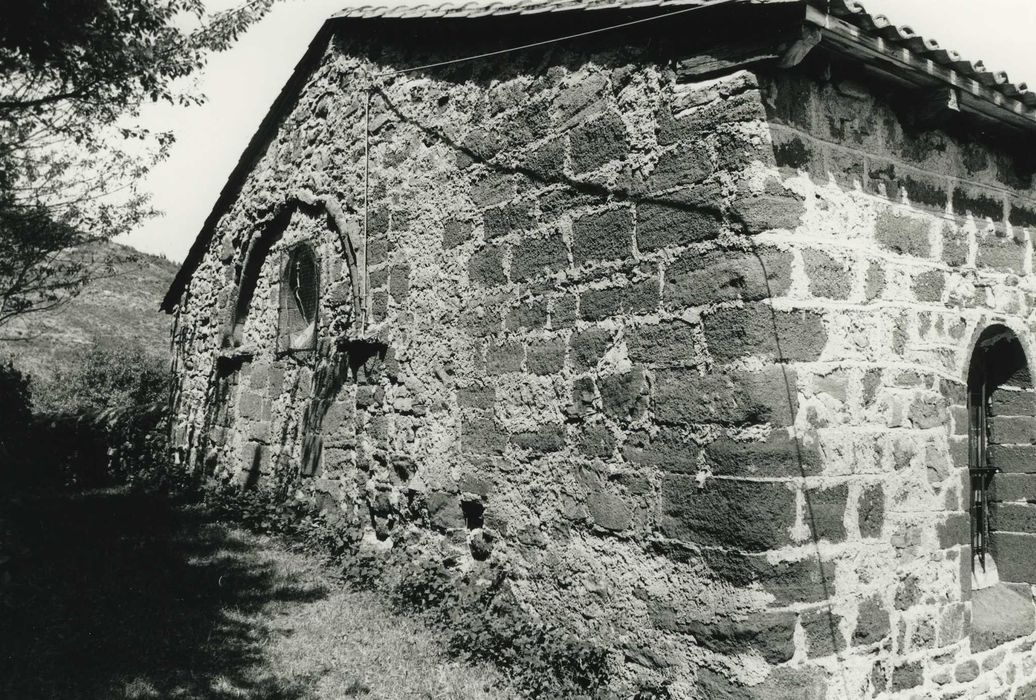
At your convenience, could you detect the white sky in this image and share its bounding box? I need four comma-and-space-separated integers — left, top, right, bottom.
120, 0, 1036, 262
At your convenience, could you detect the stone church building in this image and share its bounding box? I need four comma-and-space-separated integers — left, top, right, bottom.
163, 0, 1036, 696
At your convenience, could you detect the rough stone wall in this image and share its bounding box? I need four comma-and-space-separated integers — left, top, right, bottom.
167, 27, 1036, 699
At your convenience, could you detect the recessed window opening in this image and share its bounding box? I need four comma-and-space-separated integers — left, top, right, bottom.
967, 325, 1033, 590
280, 244, 319, 352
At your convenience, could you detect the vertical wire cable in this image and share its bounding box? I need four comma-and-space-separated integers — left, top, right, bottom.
363, 85, 372, 331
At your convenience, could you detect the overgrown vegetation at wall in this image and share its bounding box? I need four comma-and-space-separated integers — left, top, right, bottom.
200, 482, 623, 699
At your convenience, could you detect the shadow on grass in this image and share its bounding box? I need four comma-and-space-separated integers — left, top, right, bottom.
0, 488, 328, 700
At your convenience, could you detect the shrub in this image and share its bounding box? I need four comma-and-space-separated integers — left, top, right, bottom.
0, 360, 34, 486
34, 342, 170, 486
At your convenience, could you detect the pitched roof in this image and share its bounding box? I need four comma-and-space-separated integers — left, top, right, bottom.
161, 0, 1036, 312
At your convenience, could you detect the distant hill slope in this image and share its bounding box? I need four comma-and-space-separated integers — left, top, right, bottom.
0, 241, 180, 381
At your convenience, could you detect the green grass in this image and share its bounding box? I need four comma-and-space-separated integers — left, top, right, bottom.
0, 489, 516, 699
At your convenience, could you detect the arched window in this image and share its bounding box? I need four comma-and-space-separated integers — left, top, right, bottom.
279, 244, 319, 352
967, 325, 1034, 587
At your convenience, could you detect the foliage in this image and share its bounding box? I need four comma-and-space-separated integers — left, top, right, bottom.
34, 342, 171, 486
0, 0, 278, 327
0, 360, 33, 468
199, 482, 614, 698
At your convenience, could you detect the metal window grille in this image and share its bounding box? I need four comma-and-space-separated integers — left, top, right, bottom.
969, 377, 995, 571
278, 245, 319, 352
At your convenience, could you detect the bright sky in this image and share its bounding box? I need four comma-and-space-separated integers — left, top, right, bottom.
120, 0, 1036, 262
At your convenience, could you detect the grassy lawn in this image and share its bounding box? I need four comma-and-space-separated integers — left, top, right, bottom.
0, 489, 516, 699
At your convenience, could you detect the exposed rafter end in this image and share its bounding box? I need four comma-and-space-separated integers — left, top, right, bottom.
906, 87, 962, 129
779, 26, 822, 69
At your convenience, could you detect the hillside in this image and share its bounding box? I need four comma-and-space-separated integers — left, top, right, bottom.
0, 241, 180, 381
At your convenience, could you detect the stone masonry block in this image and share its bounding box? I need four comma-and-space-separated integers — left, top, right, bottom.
705, 430, 821, 478
703, 304, 827, 363
676, 612, 797, 665
636, 201, 721, 252
991, 502, 1036, 535
647, 143, 713, 192
599, 368, 650, 422
483, 201, 535, 238
703, 550, 835, 605
991, 445, 1036, 472
942, 224, 969, 267
579, 278, 659, 321
991, 416, 1036, 444
461, 415, 507, 455
653, 366, 798, 427
977, 234, 1026, 273
572, 207, 634, 264
874, 209, 931, 258
486, 340, 523, 375
802, 249, 852, 300
526, 337, 566, 376
853, 595, 891, 646
468, 244, 506, 286
510, 233, 568, 281
970, 581, 1036, 651
569, 327, 610, 372
952, 184, 1005, 223
659, 475, 796, 552
622, 427, 700, 473
912, 270, 945, 303
570, 111, 629, 173
993, 473, 1036, 502
807, 484, 848, 543
857, 484, 885, 538
731, 194, 805, 235
803, 607, 846, 658
625, 319, 701, 368
991, 389, 1036, 417
664, 248, 793, 308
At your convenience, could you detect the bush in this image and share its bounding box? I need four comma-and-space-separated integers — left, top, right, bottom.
34, 342, 170, 487
0, 360, 35, 486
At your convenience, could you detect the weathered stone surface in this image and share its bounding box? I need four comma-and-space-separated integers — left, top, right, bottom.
486, 340, 523, 375
703, 305, 827, 363
625, 319, 700, 368
579, 278, 659, 321
653, 366, 799, 427
704, 550, 835, 604
664, 248, 793, 308
807, 484, 848, 543
874, 209, 930, 257
526, 337, 566, 376
636, 203, 721, 252
468, 244, 506, 286
674, 612, 797, 664
622, 427, 699, 472
483, 201, 534, 238
511, 234, 568, 281
427, 491, 463, 531
511, 426, 565, 454
971, 582, 1036, 651
977, 235, 1026, 273
647, 144, 713, 192
599, 368, 650, 421
574, 422, 616, 458
571, 207, 634, 264
912, 269, 945, 302
853, 595, 891, 646
569, 327, 610, 371
857, 484, 885, 538
731, 194, 805, 234
802, 607, 845, 658
802, 249, 852, 300
695, 666, 827, 700
570, 111, 628, 173
890, 661, 923, 691
587, 491, 632, 531
659, 475, 795, 551
705, 430, 821, 477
